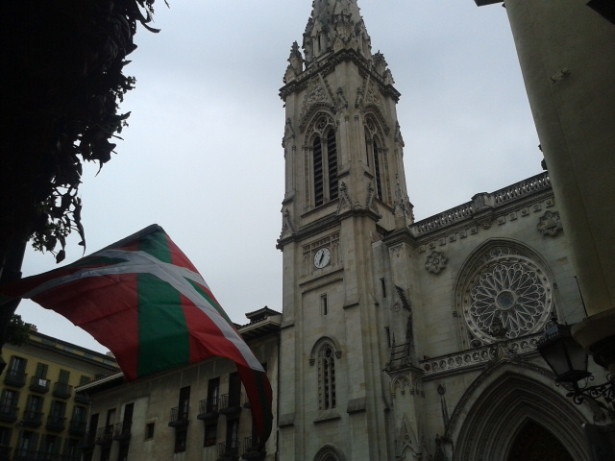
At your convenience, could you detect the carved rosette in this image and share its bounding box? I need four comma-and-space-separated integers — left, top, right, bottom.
463, 255, 552, 344
537, 210, 563, 237
425, 251, 447, 275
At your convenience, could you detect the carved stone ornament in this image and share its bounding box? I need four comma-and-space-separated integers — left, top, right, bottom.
463, 256, 552, 344
425, 251, 447, 275
537, 210, 563, 237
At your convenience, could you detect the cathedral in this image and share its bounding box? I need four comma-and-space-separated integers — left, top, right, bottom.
80, 1, 612, 460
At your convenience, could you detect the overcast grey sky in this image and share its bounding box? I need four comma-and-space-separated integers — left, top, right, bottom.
18, 0, 541, 353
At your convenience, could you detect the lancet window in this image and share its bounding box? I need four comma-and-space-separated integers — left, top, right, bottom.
311, 115, 338, 207
318, 343, 336, 410
364, 116, 388, 203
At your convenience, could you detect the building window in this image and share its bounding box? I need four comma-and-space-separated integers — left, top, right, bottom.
311, 116, 338, 207
459, 243, 553, 346
225, 418, 239, 456
174, 429, 187, 453
373, 139, 383, 199
320, 294, 328, 316
35, 363, 48, 379
207, 378, 220, 412
58, 369, 70, 384
318, 343, 336, 410
119, 402, 133, 438
24, 394, 43, 425
0, 426, 12, 447
63, 438, 80, 461
145, 422, 155, 440
41, 434, 59, 459
16, 430, 38, 459
228, 372, 241, 408
117, 442, 129, 461
204, 421, 217, 447
178, 386, 190, 419
6, 356, 27, 385
100, 444, 111, 461
364, 116, 389, 203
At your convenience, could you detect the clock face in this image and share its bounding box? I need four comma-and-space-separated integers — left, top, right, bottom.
313, 247, 331, 269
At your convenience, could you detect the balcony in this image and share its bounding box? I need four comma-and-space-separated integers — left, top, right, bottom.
113, 421, 132, 442
95, 426, 114, 446
22, 410, 44, 428
0, 404, 18, 423
168, 407, 189, 428
46, 415, 67, 432
218, 394, 242, 416
0, 445, 11, 460
217, 442, 239, 461
80, 432, 96, 450
29, 376, 50, 393
4, 369, 26, 388
197, 398, 219, 422
242, 437, 266, 460
52, 382, 73, 399
68, 418, 87, 436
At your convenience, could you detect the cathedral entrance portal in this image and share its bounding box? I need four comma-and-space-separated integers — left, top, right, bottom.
507, 420, 574, 461
451, 369, 591, 461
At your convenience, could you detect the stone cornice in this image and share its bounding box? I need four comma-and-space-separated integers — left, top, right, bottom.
417, 333, 542, 380
410, 172, 552, 241
277, 207, 381, 250
279, 49, 400, 103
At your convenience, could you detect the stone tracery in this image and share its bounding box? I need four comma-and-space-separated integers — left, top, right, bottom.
459, 244, 553, 345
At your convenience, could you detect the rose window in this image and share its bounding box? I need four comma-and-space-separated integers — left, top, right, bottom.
463, 256, 552, 344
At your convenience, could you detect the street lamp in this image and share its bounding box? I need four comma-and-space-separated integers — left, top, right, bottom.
537, 319, 614, 410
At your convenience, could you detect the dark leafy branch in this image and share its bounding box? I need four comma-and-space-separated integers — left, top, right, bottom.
0, 0, 160, 266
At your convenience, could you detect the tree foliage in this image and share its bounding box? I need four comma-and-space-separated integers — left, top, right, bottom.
0, 0, 159, 266
5, 314, 33, 346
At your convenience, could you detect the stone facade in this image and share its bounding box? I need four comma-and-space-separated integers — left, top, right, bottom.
80, 309, 280, 461
276, 1, 605, 460
80, 2, 612, 460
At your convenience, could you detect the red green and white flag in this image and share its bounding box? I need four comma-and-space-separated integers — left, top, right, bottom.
0, 225, 272, 443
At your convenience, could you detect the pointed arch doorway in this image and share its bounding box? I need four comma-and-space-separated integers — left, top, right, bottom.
507, 420, 574, 461
450, 370, 591, 461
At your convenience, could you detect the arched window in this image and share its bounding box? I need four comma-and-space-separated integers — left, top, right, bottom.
372, 138, 383, 199
456, 241, 554, 347
314, 445, 346, 461
364, 116, 388, 203
311, 116, 338, 207
318, 343, 336, 410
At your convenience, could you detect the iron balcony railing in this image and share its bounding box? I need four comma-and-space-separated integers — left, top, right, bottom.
22, 410, 44, 427
218, 393, 243, 415
52, 382, 73, 399
95, 425, 114, 446
4, 369, 26, 388
68, 418, 87, 436
198, 397, 219, 421
242, 436, 266, 460
0, 404, 19, 423
29, 376, 50, 393
217, 441, 239, 461
168, 406, 190, 428
46, 415, 67, 432
113, 421, 132, 441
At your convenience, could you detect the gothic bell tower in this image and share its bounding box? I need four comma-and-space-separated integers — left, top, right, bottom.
277, 1, 413, 459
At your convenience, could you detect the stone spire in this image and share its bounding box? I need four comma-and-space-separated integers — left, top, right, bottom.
302, 0, 372, 65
